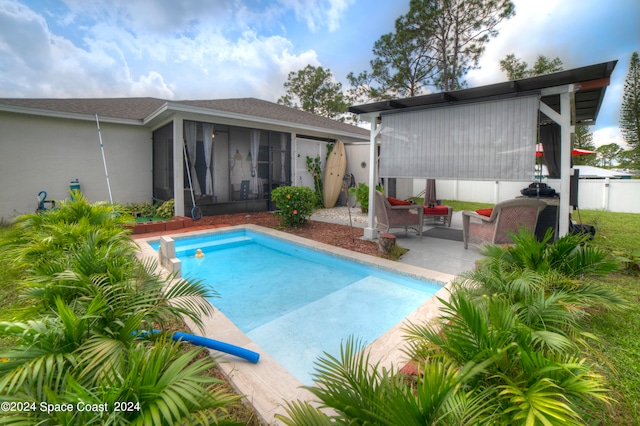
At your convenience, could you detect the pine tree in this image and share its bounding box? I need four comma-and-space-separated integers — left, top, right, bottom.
573, 126, 598, 166
277, 65, 349, 121
348, 0, 515, 101
620, 52, 640, 168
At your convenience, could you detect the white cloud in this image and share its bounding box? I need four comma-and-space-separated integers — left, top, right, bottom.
0, 0, 327, 101
594, 126, 627, 150
278, 0, 354, 32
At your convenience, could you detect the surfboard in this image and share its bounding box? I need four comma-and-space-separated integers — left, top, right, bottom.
322, 140, 347, 208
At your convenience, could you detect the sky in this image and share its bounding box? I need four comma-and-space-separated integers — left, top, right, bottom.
1, 0, 638, 147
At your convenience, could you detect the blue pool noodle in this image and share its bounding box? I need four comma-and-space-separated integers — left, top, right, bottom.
159, 330, 260, 363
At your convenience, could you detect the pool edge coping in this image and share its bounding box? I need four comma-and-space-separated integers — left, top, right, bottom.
135, 224, 456, 425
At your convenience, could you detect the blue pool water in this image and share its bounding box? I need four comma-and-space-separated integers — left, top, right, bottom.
149, 229, 441, 385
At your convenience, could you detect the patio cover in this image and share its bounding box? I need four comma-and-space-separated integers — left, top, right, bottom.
349, 60, 617, 240
380, 95, 538, 180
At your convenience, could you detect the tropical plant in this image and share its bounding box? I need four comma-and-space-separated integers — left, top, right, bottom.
277, 337, 495, 425
404, 290, 612, 425
306, 155, 324, 208
348, 182, 382, 213
0, 195, 242, 425
0, 328, 241, 425
271, 186, 315, 227
156, 198, 175, 219
477, 227, 618, 277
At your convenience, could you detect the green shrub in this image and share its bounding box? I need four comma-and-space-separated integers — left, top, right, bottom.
271, 186, 315, 227
156, 199, 175, 219
125, 201, 157, 217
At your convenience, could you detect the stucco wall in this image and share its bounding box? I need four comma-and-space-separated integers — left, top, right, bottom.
343, 143, 369, 187
0, 112, 152, 221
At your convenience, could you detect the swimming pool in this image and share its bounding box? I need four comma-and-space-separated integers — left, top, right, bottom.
147, 227, 442, 385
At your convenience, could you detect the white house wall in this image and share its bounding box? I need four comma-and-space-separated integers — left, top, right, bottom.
293, 139, 370, 198
294, 137, 328, 188
343, 143, 369, 187
0, 112, 151, 221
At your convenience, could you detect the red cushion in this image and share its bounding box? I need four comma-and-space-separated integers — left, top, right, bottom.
476, 208, 493, 217
423, 206, 450, 215
387, 197, 411, 206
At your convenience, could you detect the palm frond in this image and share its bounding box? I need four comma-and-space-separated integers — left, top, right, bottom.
277, 400, 338, 425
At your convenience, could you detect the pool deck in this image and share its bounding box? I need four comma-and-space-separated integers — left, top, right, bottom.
310, 209, 484, 276
135, 211, 484, 425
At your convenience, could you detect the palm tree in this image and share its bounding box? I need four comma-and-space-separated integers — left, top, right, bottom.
277, 337, 494, 425
0, 194, 241, 425
403, 291, 611, 425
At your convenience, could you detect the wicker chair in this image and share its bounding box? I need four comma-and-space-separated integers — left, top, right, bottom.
462, 198, 546, 249
374, 191, 423, 237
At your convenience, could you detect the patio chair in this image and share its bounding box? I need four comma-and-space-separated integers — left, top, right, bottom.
374, 190, 423, 237
462, 198, 546, 249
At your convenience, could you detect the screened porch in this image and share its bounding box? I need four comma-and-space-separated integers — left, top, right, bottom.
152, 120, 292, 215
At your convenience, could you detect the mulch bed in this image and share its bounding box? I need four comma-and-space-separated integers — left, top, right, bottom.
196, 212, 381, 257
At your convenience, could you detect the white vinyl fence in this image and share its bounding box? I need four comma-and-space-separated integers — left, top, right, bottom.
407, 178, 640, 214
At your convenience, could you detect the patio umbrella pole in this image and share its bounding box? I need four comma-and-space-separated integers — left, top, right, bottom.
94, 113, 113, 204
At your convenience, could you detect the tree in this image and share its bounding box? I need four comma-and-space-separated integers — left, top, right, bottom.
407, 0, 516, 91
277, 65, 350, 121
348, 0, 515, 102
573, 126, 599, 166
499, 53, 563, 80
620, 52, 640, 167
596, 143, 623, 168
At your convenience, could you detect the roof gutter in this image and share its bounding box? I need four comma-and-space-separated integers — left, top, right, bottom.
0, 104, 143, 126
146, 101, 369, 141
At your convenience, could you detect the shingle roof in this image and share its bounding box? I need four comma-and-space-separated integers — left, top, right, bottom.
0, 97, 166, 120
177, 98, 369, 136
0, 96, 369, 137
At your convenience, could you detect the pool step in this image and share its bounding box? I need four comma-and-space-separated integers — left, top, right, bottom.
176, 235, 253, 256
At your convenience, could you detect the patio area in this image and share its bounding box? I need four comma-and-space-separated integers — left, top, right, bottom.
311, 207, 485, 276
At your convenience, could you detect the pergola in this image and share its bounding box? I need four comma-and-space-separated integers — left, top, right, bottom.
349, 60, 617, 240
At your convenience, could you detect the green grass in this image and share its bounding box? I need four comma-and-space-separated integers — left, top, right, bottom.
409, 198, 493, 212
584, 273, 640, 425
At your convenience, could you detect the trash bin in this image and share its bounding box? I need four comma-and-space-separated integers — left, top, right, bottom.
70, 179, 81, 191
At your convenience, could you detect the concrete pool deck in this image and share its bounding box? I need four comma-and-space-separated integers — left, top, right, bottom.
135, 214, 483, 425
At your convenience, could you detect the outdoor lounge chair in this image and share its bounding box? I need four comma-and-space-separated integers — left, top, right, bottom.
374, 190, 423, 237
462, 198, 547, 249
